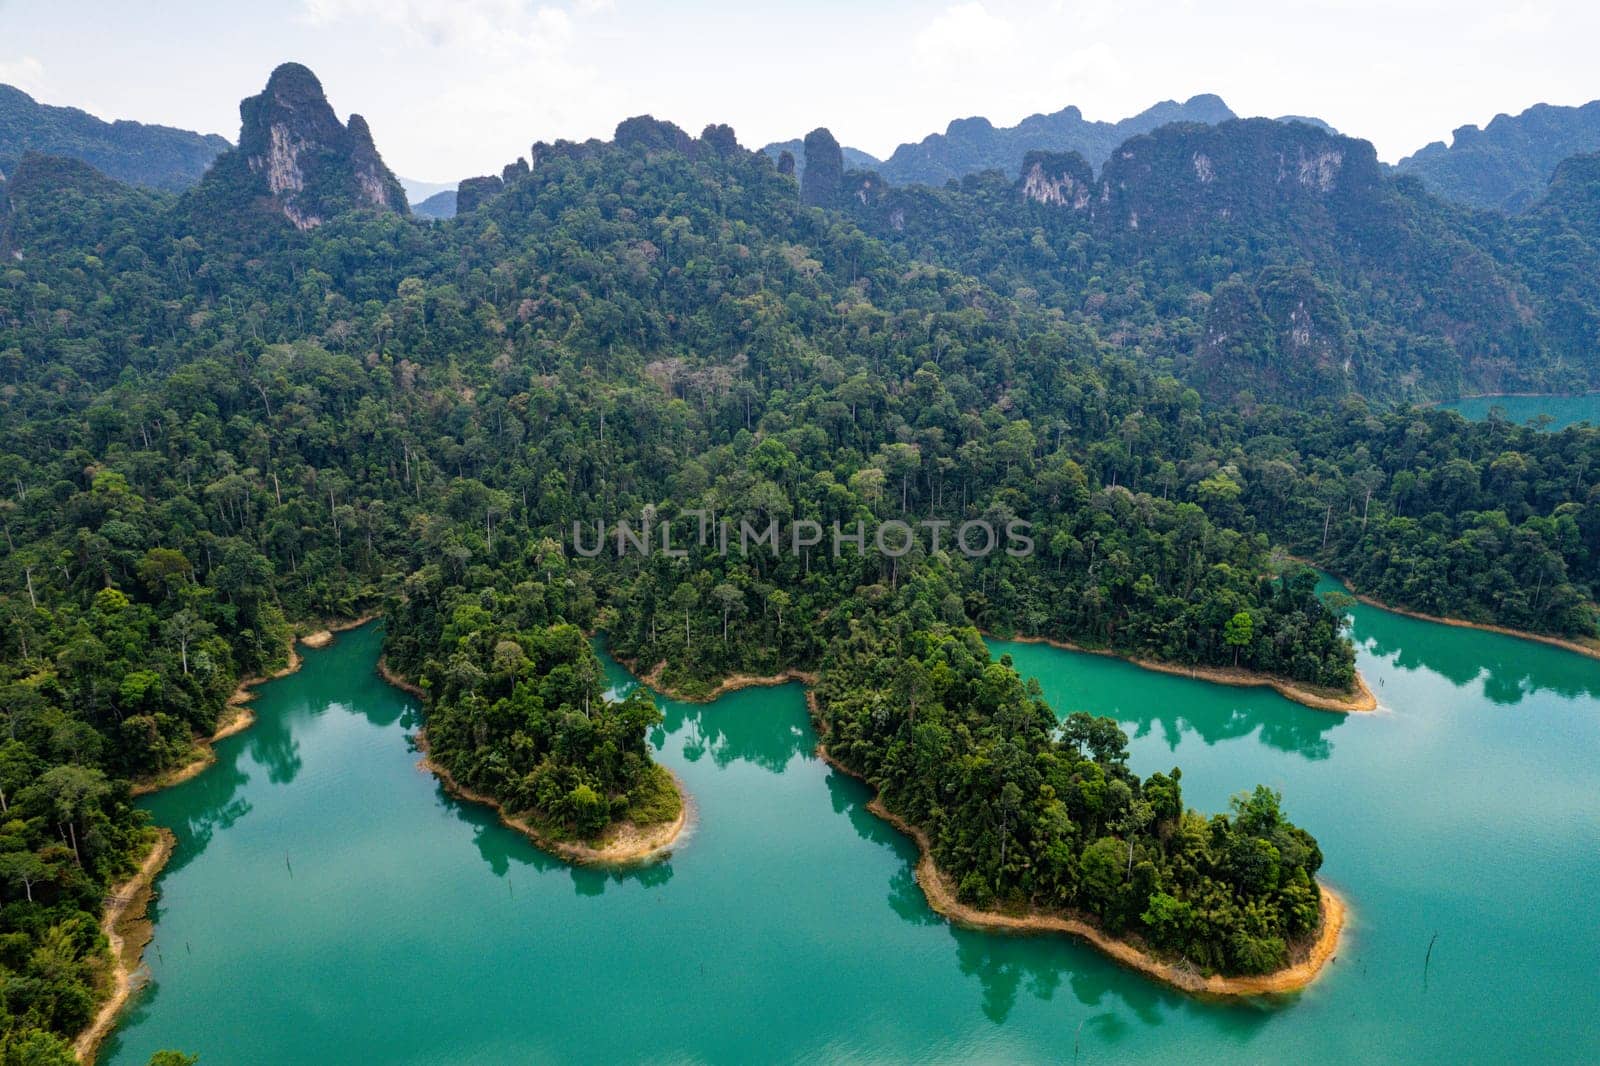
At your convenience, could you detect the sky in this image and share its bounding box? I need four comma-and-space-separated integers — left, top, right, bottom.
3, 0, 1598, 184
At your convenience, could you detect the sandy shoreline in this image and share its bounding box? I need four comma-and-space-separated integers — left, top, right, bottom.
810, 716, 1344, 997
104, 614, 382, 1054
1351, 593, 1600, 660
629, 657, 818, 703
376, 655, 427, 699
299, 612, 381, 649
378, 652, 690, 865
73, 828, 177, 1064
1303, 561, 1600, 662
128, 638, 307, 797
413, 728, 689, 865
129, 614, 384, 796
1424, 390, 1599, 404
994, 633, 1378, 713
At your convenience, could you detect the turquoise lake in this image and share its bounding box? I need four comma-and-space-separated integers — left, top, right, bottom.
102, 582, 1600, 1064
1440, 392, 1600, 430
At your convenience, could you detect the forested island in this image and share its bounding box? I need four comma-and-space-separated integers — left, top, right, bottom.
812, 570, 1337, 986
387, 617, 685, 861
1, 63, 1598, 1059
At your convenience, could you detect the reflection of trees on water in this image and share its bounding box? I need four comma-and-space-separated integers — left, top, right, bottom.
1118, 702, 1342, 762
886, 864, 940, 927
1356, 623, 1600, 705
142, 760, 253, 880
658, 689, 814, 774
992, 643, 1347, 763
94, 972, 167, 1064
1313, 574, 1600, 706
946, 901, 1287, 1048
244, 704, 303, 785
595, 639, 816, 773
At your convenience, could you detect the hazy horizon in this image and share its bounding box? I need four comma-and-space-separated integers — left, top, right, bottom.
4, 0, 1598, 183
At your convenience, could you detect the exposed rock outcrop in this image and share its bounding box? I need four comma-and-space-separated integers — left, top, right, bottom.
198, 62, 408, 230
1094, 119, 1382, 234
1018, 150, 1093, 208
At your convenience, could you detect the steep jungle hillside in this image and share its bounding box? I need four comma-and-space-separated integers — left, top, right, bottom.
827, 118, 1592, 403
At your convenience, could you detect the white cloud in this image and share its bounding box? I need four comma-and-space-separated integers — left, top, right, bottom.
300, 0, 576, 58
0, 55, 46, 94
913, 3, 1018, 68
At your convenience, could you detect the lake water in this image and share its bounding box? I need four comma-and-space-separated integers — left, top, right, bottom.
103, 587, 1600, 1064
1440, 393, 1600, 430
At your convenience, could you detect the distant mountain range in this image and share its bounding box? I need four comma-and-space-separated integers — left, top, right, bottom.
7, 76, 1600, 226
400, 177, 455, 203
758, 138, 883, 184
4, 61, 1600, 406
881, 94, 1239, 185
413, 189, 457, 219
0, 83, 228, 190
0, 81, 444, 220
759, 97, 1349, 188
1396, 100, 1600, 212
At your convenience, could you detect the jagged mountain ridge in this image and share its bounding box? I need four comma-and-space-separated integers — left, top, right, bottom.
874, 93, 1239, 186
0, 82, 229, 190
8, 64, 1596, 405
1397, 99, 1600, 212
758, 94, 1239, 189
756, 96, 1354, 190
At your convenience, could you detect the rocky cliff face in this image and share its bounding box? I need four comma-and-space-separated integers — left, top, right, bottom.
209, 63, 407, 230
1093, 119, 1382, 235
1018, 150, 1094, 208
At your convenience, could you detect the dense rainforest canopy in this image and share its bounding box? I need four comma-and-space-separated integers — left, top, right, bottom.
1, 66, 1597, 1055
